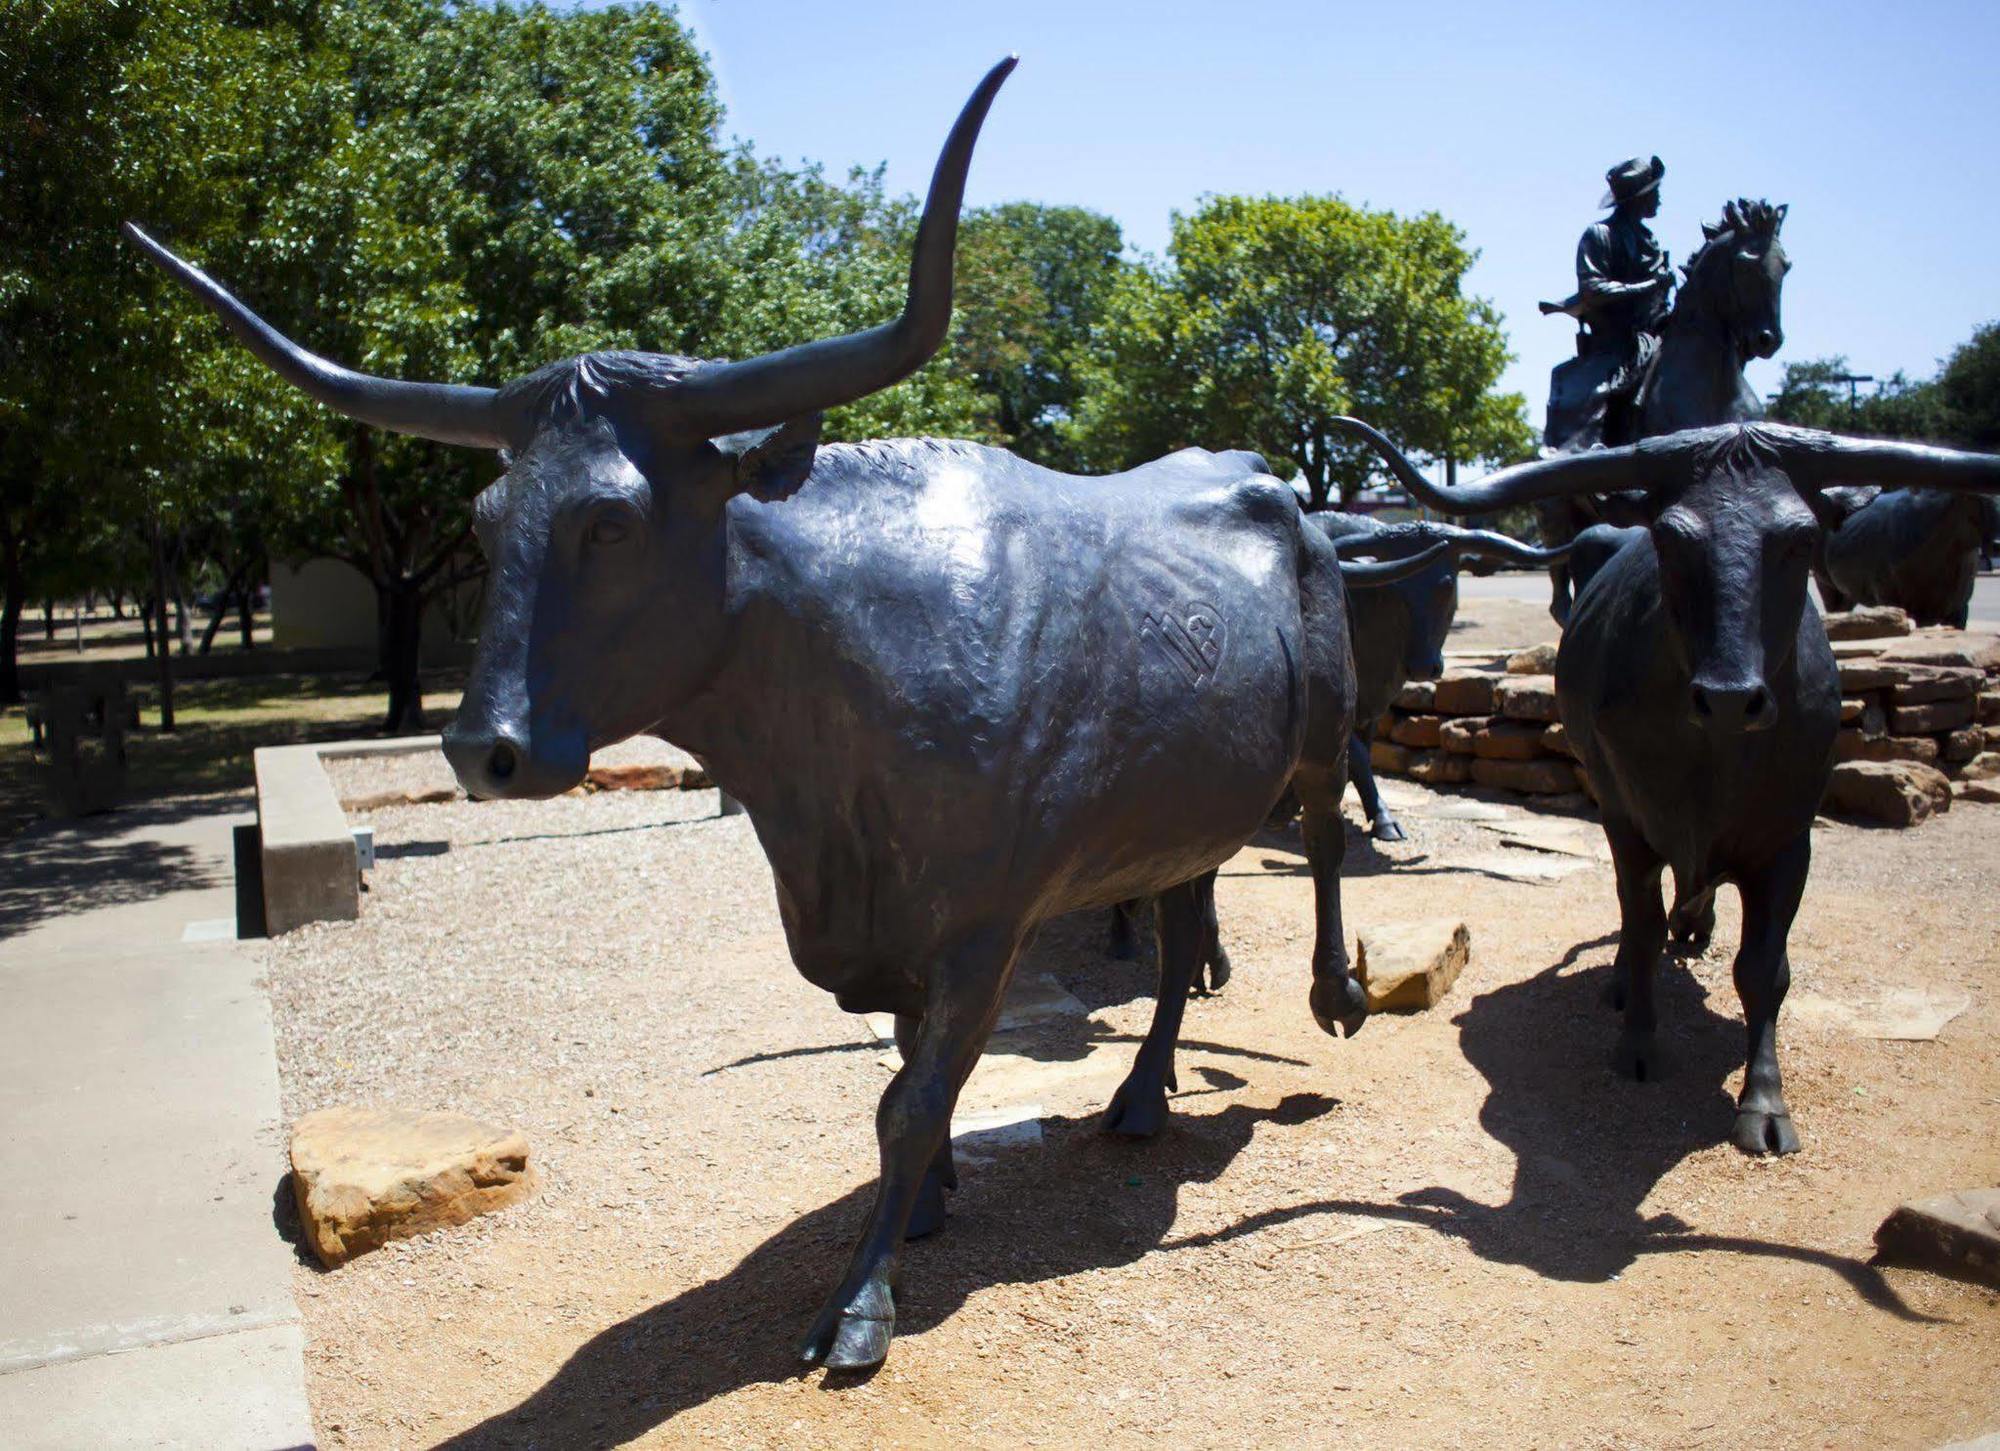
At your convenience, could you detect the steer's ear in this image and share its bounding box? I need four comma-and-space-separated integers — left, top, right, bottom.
716, 413, 823, 499
1809, 483, 1880, 528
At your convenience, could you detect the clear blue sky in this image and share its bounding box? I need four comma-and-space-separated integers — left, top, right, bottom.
576, 0, 1999, 432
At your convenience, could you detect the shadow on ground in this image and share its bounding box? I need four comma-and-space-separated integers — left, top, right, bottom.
432, 944, 1925, 1450
0, 793, 237, 940
1163, 933, 1932, 1311
430, 1092, 1335, 1449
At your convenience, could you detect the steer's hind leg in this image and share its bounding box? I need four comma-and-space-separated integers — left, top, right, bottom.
1106, 898, 1144, 961
801, 931, 1016, 1372
1730, 836, 1809, 1156
1350, 726, 1406, 842
1192, 868, 1231, 994
1297, 762, 1367, 1037
894, 1013, 959, 1240
1103, 880, 1204, 1137
1603, 816, 1670, 1080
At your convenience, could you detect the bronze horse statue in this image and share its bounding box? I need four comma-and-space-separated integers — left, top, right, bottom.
1537, 199, 1790, 622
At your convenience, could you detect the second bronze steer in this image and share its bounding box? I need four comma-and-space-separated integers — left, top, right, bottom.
1315, 514, 1571, 841
1332, 416, 2000, 1155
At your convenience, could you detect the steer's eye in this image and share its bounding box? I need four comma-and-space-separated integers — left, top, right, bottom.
587, 512, 633, 547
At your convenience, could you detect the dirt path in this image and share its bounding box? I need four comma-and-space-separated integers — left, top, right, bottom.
269, 775, 2000, 1450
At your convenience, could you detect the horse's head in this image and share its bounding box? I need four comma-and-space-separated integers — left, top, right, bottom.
1679, 198, 1789, 362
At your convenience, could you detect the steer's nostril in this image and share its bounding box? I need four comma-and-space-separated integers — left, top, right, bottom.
1745, 687, 1769, 719
1691, 687, 1712, 718
488, 740, 518, 782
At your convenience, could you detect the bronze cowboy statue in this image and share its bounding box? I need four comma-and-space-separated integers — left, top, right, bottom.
1534, 158, 1791, 621
1540, 155, 1673, 452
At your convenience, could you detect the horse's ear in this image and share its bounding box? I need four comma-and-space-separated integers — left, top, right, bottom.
1700, 220, 1722, 241
1773, 203, 1789, 230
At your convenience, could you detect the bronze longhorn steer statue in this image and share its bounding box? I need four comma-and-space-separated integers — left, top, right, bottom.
1332, 415, 1999, 1155
129, 61, 1374, 1370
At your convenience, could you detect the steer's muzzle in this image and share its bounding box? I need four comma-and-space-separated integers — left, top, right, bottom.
443, 723, 579, 800
1690, 678, 1774, 733
1750, 327, 1783, 359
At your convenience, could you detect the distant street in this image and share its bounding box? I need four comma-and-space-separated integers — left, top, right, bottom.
1461, 569, 2000, 627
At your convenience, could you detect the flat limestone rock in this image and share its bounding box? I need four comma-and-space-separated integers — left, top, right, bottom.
1354, 919, 1470, 1011
1876, 629, 2000, 671
1822, 605, 1912, 640
1824, 759, 1953, 827
1432, 669, 1499, 716
1789, 986, 1970, 1041
1875, 1188, 2000, 1289
290, 1106, 533, 1268
1505, 642, 1558, 675
1477, 815, 1611, 861
1469, 757, 1579, 795
994, 972, 1087, 1032
1495, 675, 1561, 723
1834, 731, 1939, 767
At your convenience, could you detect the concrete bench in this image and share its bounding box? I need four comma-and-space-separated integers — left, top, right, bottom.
250, 736, 442, 934
253, 744, 361, 935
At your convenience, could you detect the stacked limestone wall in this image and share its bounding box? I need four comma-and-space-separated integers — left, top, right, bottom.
1367, 610, 2000, 826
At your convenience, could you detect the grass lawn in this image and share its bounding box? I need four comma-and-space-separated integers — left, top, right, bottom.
1, 669, 464, 839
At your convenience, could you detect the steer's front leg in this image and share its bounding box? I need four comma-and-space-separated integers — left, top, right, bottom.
800, 930, 1016, 1372
1730, 835, 1809, 1156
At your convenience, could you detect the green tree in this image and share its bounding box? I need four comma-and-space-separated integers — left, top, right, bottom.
1066, 194, 1532, 508
188, 0, 740, 731
1936, 322, 2000, 450
953, 203, 1126, 468
718, 153, 991, 444
1766, 356, 1949, 440
1, 0, 324, 712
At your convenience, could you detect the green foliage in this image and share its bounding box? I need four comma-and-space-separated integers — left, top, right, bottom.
718, 153, 990, 443
1769, 329, 2000, 459
1936, 322, 2000, 450
1065, 194, 1533, 507
1765, 356, 1949, 441
953, 203, 1126, 468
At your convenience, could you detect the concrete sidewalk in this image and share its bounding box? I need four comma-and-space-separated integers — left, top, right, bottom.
0, 794, 312, 1449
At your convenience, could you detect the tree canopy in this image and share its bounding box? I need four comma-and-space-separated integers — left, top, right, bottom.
4, 2, 1555, 718
1065, 194, 1533, 507
1767, 326, 2000, 451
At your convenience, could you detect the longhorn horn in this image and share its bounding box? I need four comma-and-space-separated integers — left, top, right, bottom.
1335, 536, 1460, 587
1329, 416, 1649, 514
1434, 522, 1575, 567
1779, 428, 2000, 495
661, 57, 1017, 440
121, 223, 520, 450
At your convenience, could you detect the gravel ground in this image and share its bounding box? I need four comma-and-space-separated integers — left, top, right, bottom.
268, 746, 2000, 1450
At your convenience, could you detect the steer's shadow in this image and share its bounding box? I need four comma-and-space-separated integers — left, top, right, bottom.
1159, 931, 1930, 1318
430, 1092, 1336, 1449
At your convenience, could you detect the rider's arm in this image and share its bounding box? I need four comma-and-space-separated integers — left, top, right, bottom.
1576, 224, 1665, 303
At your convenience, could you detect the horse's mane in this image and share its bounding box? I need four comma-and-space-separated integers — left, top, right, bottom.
1681, 198, 1786, 283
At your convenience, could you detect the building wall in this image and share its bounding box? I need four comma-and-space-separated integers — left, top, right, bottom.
269, 558, 480, 665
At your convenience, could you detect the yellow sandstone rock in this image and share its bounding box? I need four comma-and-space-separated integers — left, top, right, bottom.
290, 1106, 534, 1267
1354, 919, 1470, 1012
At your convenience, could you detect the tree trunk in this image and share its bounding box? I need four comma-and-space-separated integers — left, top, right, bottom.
110, 590, 124, 621
149, 521, 177, 732
139, 593, 156, 658
198, 596, 228, 655
199, 562, 249, 656
380, 581, 427, 734
0, 537, 24, 706
42, 597, 55, 641
238, 586, 255, 649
